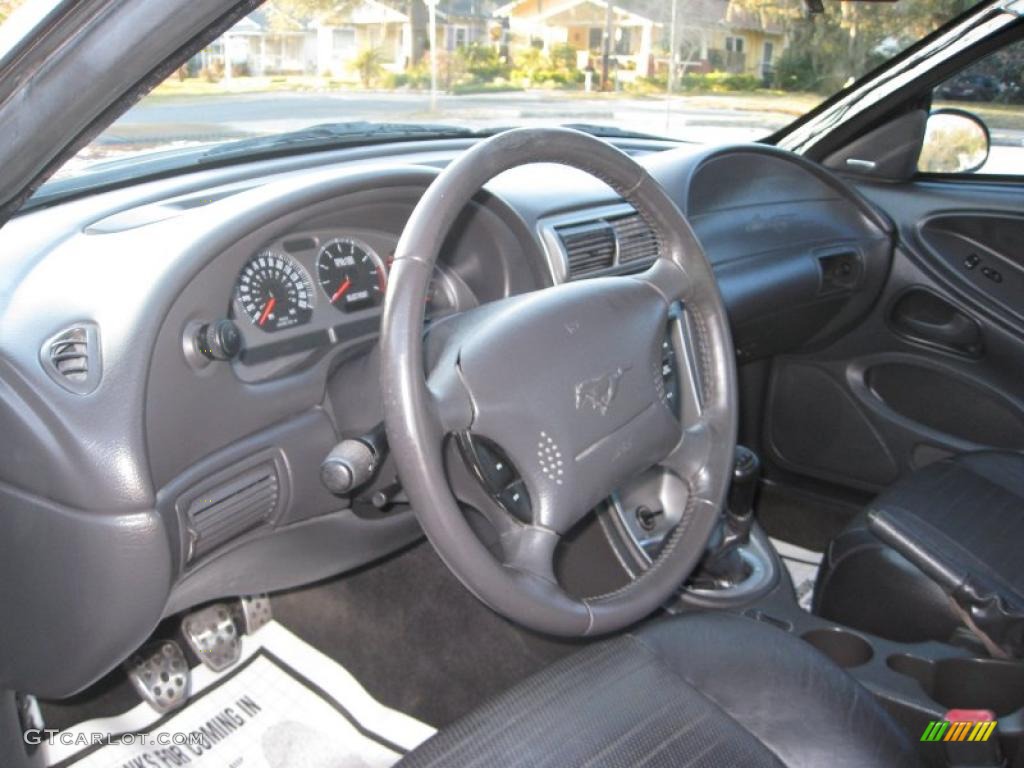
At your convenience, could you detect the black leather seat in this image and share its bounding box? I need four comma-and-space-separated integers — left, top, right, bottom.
815, 451, 1024, 644
398, 613, 917, 768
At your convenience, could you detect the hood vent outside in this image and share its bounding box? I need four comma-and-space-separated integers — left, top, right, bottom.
183, 464, 280, 563
542, 204, 660, 282
41, 323, 101, 395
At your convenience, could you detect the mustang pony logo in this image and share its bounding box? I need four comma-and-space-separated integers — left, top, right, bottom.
575, 367, 630, 415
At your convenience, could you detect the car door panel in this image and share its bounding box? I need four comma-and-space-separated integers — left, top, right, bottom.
762, 180, 1024, 493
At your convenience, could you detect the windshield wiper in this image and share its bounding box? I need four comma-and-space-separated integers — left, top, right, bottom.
200, 121, 489, 161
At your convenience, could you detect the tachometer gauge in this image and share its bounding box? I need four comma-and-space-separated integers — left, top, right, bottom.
317, 238, 386, 313
235, 250, 314, 333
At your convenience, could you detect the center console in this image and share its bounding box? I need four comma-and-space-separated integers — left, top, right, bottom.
603, 446, 1023, 767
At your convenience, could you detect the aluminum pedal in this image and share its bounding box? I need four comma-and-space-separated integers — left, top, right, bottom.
125, 641, 190, 714
240, 593, 273, 634
181, 603, 241, 672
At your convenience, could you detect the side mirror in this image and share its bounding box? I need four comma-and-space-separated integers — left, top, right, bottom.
917, 109, 990, 174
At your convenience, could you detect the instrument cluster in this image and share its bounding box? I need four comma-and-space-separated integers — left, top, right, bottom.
228, 228, 469, 378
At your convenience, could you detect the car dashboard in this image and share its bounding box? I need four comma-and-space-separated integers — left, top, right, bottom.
0, 136, 892, 699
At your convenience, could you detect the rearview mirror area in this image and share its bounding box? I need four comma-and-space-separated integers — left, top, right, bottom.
917, 109, 990, 174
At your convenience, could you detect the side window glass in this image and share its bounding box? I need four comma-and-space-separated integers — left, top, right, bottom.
920, 39, 1024, 175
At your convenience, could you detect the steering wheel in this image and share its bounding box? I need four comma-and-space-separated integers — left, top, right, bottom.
381, 128, 737, 637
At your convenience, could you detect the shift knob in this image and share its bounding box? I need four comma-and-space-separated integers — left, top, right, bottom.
727, 445, 760, 521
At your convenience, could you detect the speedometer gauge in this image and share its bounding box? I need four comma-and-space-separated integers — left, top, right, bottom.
317, 238, 386, 313
235, 251, 314, 333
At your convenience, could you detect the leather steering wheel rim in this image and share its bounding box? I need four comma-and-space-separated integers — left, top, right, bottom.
381, 127, 737, 637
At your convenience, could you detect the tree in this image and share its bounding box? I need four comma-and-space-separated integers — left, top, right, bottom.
0, 0, 26, 25
726, 0, 976, 93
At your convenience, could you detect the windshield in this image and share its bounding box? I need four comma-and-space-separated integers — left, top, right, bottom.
3, 0, 978, 190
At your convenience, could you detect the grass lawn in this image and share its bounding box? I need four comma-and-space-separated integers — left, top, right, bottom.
151, 76, 823, 115
151, 75, 353, 98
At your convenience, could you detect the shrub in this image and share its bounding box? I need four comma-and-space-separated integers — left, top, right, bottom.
352, 47, 385, 88
509, 46, 582, 88
675, 71, 760, 92
457, 43, 508, 82
201, 60, 224, 83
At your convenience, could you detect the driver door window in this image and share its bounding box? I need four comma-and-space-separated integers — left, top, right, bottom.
921, 38, 1024, 176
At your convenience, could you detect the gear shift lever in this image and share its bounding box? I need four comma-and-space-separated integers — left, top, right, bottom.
696, 446, 761, 586
725, 446, 760, 545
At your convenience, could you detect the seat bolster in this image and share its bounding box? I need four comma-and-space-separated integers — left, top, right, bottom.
637, 613, 919, 768
398, 614, 920, 768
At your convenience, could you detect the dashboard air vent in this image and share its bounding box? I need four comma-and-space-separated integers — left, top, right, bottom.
41, 324, 101, 394
612, 213, 659, 263
184, 464, 279, 562
556, 220, 616, 278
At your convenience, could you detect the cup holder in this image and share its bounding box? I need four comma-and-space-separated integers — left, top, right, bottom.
801, 628, 874, 668
887, 654, 1024, 715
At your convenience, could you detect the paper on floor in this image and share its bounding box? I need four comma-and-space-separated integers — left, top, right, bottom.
43, 621, 435, 768
771, 538, 823, 613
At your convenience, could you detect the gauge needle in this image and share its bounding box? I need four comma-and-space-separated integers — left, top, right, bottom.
331, 277, 352, 303
258, 296, 277, 327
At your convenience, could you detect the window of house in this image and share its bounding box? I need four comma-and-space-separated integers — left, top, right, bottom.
725, 36, 744, 54
332, 27, 355, 55
614, 27, 631, 55
452, 25, 468, 49
588, 27, 603, 51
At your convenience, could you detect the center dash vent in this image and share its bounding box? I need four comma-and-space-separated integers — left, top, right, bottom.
41, 323, 101, 395
183, 464, 279, 563
556, 220, 616, 278
611, 213, 659, 263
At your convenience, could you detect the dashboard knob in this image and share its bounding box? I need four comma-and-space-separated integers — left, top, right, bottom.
196, 319, 241, 361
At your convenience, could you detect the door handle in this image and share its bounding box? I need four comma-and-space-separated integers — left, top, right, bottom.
890, 290, 984, 357
899, 313, 979, 348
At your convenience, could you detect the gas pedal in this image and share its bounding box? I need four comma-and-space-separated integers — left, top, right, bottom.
240, 593, 272, 634
181, 603, 241, 673
125, 641, 190, 714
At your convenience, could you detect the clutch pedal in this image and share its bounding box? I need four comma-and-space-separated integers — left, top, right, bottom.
181, 603, 242, 672
125, 641, 190, 714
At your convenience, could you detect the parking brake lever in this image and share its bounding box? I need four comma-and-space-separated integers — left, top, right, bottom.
867, 509, 1024, 659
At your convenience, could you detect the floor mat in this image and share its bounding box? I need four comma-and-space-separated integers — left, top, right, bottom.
771, 538, 823, 613
41, 621, 435, 768
271, 541, 587, 727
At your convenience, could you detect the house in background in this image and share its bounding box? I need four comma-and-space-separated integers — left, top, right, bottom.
191, 1, 413, 81
632, 0, 785, 81
314, 0, 414, 76
495, 0, 659, 78
496, 0, 785, 83
439, 0, 493, 51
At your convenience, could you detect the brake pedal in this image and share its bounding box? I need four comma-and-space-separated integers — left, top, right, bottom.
240, 593, 272, 634
125, 641, 190, 714
181, 603, 241, 672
